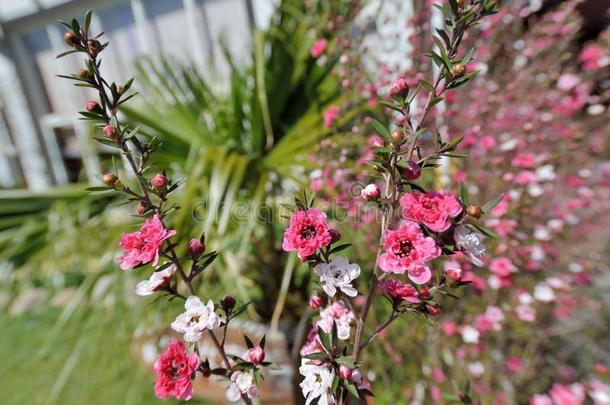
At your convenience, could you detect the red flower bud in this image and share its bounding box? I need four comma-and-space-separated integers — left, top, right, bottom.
188, 239, 205, 257
136, 202, 146, 215
426, 304, 441, 316
247, 346, 265, 364
338, 365, 353, 380
151, 173, 168, 188
329, 229, 342, 244
103, 125, 119, 140
309, 295, 323, 310
222, 296, 236, 312
419, 288, 431, 300
399, 161, 421, 180
389, 77, 409, 98
446, 269, 462, 281
85, 101, 99, 112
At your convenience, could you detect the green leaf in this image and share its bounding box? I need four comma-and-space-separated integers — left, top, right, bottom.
459, 183, 469, 205
482, 193, 505, 213
462, 47, 475, 65
420, 79, 435, 93
56, 50, 79, 59
244, 335, 254, 349
428, 96, 444, 108
344, 380, 360, 398
329, 243, 352, 254
370, 118, 391, 141
468, 223, 498, 239
85, 186, 109, 192
70, 18, 80, 35
84, 10, 92, 32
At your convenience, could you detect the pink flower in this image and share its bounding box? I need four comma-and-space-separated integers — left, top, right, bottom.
310, 38, 327, 58
489, 257, 516, 277
282, 208, 332, 261
318, 300, 355, 340
400, 191, 463, 232
378, 279, 420, 303
529, 394, 552, 405
247, 346, 265, 364
389, 77, 409, 98
579, 44, 607, 71
549, 383, 585, 405
117, 215, 176, 270
378, 221, 440, 284
323, 105, 340, 127
154, 340, 199, 400
516, 304, 536, 322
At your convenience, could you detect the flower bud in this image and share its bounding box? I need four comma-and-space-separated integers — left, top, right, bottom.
151, 173, 168, 188
446, 269, 462, 281
64, 32, 80, 47
419, 288, 431, 300
201, 366, 212, 378
85, 101, 99, 112
116, 85, 124, 95
136, 202, 146, 215
103, 125, 119, 140
399, 161, 421, 180
247, 346, 265, 364
329, 229, 341, 244
451, 63, 466, 78
309, 295, 323, 309
390, 130, 404, 145
338, 365, 353, 380
87, 39, 103, 57
188, 239, 205, 257
78, 69, 91, 81
222, 296, 236, 312
457, 0, 468, 9
361, 183, 381, 201
388, 77, 409, 98
466, 205, 483, 219
102, 173, 117, 187
426, 304, 441, 316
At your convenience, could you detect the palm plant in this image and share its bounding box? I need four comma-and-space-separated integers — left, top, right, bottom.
120, 0, 373, 322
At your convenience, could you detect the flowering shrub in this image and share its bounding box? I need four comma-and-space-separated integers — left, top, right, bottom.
53, 0, 566, 403
307, 0, 610, 402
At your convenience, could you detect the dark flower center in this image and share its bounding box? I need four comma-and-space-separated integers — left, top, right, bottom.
170, 363, 184, 380
422, 199, 436, 209
397, 240, 413, 257
300, 225, 317, 240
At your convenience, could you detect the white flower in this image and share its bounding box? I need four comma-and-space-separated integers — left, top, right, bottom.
533, 284, 555, 302
462, 325, 480, 344
135, 264, 176, 296
360, 183, 380, 201
171, 296, 221, 342
454, 225, 486, 267
226, 371, 259, 402
535, 164, 556, 182
314, 257, 361, 297
468, 361, 485, 378
299, 360, 336, 405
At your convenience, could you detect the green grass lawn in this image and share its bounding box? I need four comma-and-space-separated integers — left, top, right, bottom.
0, 307, 207, 405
